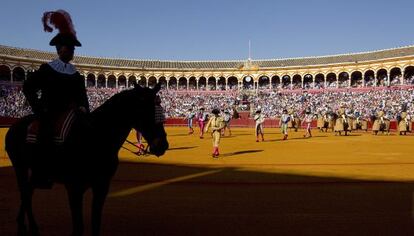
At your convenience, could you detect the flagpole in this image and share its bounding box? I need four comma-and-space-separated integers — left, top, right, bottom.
248, 40, 251, 61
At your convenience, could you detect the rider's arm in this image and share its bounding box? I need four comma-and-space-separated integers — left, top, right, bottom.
74, 73, 90, 112
23, 64, 46, 114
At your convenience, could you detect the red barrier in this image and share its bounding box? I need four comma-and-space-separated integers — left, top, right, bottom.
0, 117, 18, 127
0, 116, 411, 130
164, 118, 188, 126
164, 117, 410, 130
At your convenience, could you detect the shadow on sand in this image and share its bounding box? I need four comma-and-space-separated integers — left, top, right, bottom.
122, 145, 198, 157
168, 133, 193, 137
168, 146, 198, 151
2, 160, 414, 235
264, 135, 329, 142
219, 149, 263, 157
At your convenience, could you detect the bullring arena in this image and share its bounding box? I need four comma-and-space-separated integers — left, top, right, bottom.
1, 44, 414, 235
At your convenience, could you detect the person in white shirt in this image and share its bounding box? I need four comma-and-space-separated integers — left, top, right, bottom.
279, 109, 291, 140
186, 108, 195, 134
222, 110, 232, 136
254, 109, 265, 142
302, 110, 314, 138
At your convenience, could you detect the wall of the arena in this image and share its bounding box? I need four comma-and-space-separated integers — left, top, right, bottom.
0, 117, 19, 127
164, 118, 408, 130
0, 116, 411, 131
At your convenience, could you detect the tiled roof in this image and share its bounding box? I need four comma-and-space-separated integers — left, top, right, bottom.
1, 44, 414, 69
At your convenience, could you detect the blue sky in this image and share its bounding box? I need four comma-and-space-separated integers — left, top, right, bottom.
1, 0, 414, 60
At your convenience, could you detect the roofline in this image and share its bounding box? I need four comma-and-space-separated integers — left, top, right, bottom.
253, 44, 414, 62
1, 44, 414, 63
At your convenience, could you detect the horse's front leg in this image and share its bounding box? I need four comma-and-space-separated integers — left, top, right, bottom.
91, 181, 110, 236
25, 186, 40, 236
66, 185, 86, 236
16, 169, 28, 234
15, 166, 39, 236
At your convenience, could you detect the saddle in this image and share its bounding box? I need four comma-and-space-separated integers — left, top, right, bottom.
26, 109, 77, 145
25, 109, 85, 188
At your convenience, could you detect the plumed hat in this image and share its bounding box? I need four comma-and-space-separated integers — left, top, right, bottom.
42, 10, 81, 47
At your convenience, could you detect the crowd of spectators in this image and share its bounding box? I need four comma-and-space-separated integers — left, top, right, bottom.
253, 89, 414, 119
253, 75, 414, 90
1, 85, 413, 120
404, 75, 414, 85
0, 86, 31, 117
167, 75, 414, 92
160, 88, 414, 119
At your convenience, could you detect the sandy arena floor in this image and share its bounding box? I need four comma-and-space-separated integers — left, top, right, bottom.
1, 127, 414, 235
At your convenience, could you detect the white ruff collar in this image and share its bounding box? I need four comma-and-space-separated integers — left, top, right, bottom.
48, 59, 77, 75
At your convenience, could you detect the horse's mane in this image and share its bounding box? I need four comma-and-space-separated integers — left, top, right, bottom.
92, 89, 135, 116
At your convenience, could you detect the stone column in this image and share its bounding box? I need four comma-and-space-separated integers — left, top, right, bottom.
387, 71, 390, 86
362, 75, 365, 87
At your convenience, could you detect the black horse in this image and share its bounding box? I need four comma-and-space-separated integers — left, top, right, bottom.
5, 83, 169, 236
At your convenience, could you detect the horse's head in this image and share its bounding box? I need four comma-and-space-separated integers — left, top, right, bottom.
129, 82, 169, 156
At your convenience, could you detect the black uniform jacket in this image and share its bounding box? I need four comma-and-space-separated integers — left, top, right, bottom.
23, 63, 89, 115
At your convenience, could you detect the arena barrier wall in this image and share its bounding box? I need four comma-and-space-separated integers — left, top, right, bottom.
0, 116, 410, 130
164, 118, 407, 130
0, 117, 19, 127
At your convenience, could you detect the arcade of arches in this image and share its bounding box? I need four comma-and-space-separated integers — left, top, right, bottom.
1, 64, 414, 91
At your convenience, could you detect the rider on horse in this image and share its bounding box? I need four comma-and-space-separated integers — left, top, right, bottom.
23, 10, 89, 188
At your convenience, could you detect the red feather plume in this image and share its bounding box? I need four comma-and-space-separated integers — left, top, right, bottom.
42, 10, 76, 36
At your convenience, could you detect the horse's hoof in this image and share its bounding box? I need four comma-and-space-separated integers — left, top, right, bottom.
17, 226, 28, 236
27, 223, 40, 236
